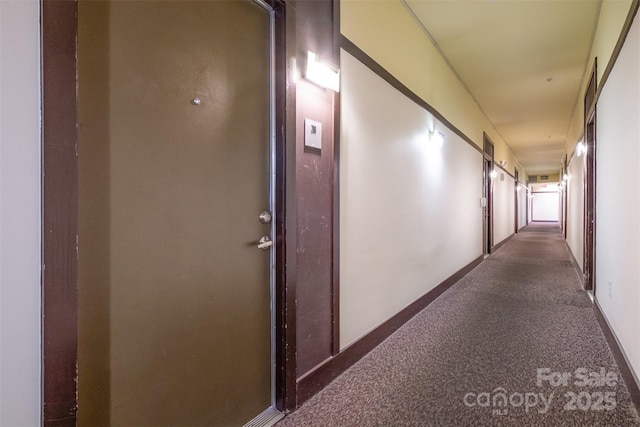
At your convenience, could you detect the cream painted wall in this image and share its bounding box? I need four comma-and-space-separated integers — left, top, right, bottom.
594, 10, 640, 384
340, 0, 526, 181
566, 153, 585, 269
517, 184, 528, 230
493, 172, 515, 245
565, 0, 634, 154
340, 50, 483, 349
0, 1, 42, 425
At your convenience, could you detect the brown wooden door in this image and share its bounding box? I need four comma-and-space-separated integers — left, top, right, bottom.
78, 1, 274, 425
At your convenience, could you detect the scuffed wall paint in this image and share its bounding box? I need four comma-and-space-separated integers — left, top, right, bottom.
340, 50, 483, 349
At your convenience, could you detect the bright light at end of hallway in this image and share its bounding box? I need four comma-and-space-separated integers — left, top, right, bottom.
490, 169, 497, 179
576, 142, 587, 156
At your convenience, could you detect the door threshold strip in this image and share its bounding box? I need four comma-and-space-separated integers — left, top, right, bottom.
243, 406, 284, 427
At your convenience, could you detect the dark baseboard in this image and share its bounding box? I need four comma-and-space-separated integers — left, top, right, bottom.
296, 254, 484, 405
491, 233, 514, 253
565, 242, 584, 286
593, 300, 640, 415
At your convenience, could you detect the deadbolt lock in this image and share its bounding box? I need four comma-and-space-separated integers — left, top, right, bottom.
259, 211, 272, 224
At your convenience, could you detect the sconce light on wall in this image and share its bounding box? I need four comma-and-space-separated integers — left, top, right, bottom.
430, 130, 445, 148
498, 160, 507, 167
305, 51, 340, 92
576, 142, 587, 156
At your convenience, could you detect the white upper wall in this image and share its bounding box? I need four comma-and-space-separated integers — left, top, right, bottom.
594, 10, 640, 384
566, 153, 585, 269
340, 0, 526, 181
0, 1, 42, 425
493, 172, 515, 245
339, 50, 482, 348
565, 0, 634, 153
517, 183, 527, 230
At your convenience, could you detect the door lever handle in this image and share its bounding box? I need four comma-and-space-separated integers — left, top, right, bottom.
257, 236, 273, 250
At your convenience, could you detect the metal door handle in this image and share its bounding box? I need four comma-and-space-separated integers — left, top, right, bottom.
257, 236, 273, 249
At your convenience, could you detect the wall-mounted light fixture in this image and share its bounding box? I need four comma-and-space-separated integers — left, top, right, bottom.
305, 51, 340, 92
498, 160, 507, 167
562, 173, 570, 182
576, 142, 587, 156
430, 130, 445, 148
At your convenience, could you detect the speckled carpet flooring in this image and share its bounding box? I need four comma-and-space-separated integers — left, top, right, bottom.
277, 223, 640, 426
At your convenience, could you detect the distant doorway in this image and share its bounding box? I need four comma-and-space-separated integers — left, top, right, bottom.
482, 134, 494, 255
583, 61, 597, 292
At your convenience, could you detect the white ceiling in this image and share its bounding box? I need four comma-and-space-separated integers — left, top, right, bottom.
404, 0, 601, 175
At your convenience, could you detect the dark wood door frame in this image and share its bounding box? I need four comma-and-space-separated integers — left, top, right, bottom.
583, 59, 597, 292
41, 1, 296, 424
514, 169, 519, 233
562, 154, 568, 239
524, 180, 531, 227
483, 133, 495, 254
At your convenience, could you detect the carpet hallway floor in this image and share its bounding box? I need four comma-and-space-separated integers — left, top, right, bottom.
277, 223, 640, 426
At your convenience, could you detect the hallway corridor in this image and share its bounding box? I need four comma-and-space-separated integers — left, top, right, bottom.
279, 224, 640, 426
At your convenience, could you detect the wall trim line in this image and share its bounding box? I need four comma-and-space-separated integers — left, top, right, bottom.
339, 35, 483, 156
595, 0, 640, 108
566, 0, 639, 158
496, 163, 516, 180
593, 300, 640, 415
296, 254, 484, 405
491, 233, 514, 253
564, 241, 584, 286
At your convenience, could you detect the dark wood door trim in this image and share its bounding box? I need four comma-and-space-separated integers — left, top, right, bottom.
42, 0, 297, 421
483, 133, 495, 254
583, 59, 597, 292
514, 170, 519, 234
331, 0, 341, 358
41, 1, 78, 424
272, 0, 298, 413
